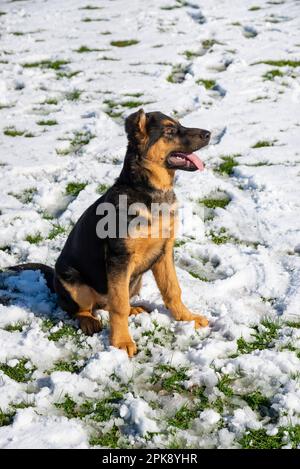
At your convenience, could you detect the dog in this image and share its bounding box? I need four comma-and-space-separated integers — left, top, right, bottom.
7, 110, 210, 356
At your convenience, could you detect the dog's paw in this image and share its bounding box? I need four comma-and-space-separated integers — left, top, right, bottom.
78, 315, 102, 336
190, 314, 209, 328
129, 306, 147, 316
111, 336, 137, 357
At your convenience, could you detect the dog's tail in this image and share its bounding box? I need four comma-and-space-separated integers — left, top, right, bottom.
4, 263, 55, 293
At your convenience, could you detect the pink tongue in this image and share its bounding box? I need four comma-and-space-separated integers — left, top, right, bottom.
185, 153, 205, 171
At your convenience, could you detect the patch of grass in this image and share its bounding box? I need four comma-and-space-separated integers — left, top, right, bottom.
89, 425, 120, 448
254, 60, 300, 68
210, 227, 231, 245
285, 321, 300, 329
166, 65, 188, 84
252, 140, 276, 148
0, 409, 15, 427
151, 364, 189, 393
48, 224, 66, 240
9, 187, 37, 204
23, 59, 69, 70
65, 182, 87, 197
249, 6, 261, 10
100, 31, 111, 35
75, 45, 106, 53
37, 119, 57, 126
0, 11, 7, 16
196, 78, 216, 90
97, 183, 110, 194
70, 130, 94, 149
168, 404, 198, 430
25, 233, 43, 244
183, 50, 201, 59
81, 17, 106, 22
121, 100, 146, 108
48, 324, 78, 342
242, 391, 271, 411
202, 39, 221, 49
4, 321, 27, 332
56, 70, 81, 79
0, 359, 35, 383
43, 97, 58, 105
99, 56, 120, 61
174, 239, 186, 248
65, 89, 81, 101
217, 375, 234, 398
123, 92, 143, 98
51, 360, 81, 374
198, 195, 230, 209
240, 425, 300, 449
4, 127, 25, 137
216, 155, 240, 175
189, 271, 209, 282
79, 5, 103, 9
55, 395, 77, 418
110, 40, 139, 47
237, 319, 280, 354
262, 69, 284, 80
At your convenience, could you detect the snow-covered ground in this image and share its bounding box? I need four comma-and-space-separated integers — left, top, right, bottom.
0, 0, 300, 449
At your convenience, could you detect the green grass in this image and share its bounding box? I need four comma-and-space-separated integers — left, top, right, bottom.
4, 127, 25, 137
168, 404, 198, 430
241, 391, 271, 411
81, 17, 106, 22
51, 360, 81, 374
79, 5, 103, 10
23, 59, 69, 70
55, 395, 77, 418
110, 40, 139, 47
48, 224, 66, 240
166, 65, 187, 84
43, 97, 58, 105
37, 119, 57, 126
174, 239, 187, 248
70, 130, 95, 149
65, 89, 81, 101
123, 92, 143, 98
285, 321, 300, 329
56, 70, 81, 79
0, 359, 35, 383
262, 69, 284, 80
189, 271, 209, 282
9, 187, 37, 203
210, 227, 231, 245
4, 321, 27, 332
65, 182, 87, 197
249, 6, 261, 10
252, 140, 275, 148
216, 155, 240, 175
0, 11, 7, 16
97, 183, 110, 194
90, 425, 120, 448
202, 39, 221, 49
240, 425, 300, 449
75, 45, 106, 53
48, 324, 78, 342
151, 364, 189, 393
0, 409, 15, 427
198, 195, 231, 209
217, 375, 234, 398
237, 319, 280, 354
254, 60, 300, 68
196, 79, 216, 90
183, 50, 201, 59
25, 233, 43, 244
121, 100, 146, 108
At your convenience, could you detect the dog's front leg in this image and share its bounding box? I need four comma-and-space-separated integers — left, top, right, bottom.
152, 240, 208, 328
107, 270, 137, 357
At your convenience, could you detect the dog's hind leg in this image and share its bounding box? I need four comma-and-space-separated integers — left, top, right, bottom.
54, 275, 103, 335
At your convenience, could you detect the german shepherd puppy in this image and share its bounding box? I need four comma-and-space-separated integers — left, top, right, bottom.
8, 110, 210, 356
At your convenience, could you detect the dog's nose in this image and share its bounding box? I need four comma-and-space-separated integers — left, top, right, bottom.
200, 130, 211, 141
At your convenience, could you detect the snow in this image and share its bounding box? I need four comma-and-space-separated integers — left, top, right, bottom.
0, 0, 300, 449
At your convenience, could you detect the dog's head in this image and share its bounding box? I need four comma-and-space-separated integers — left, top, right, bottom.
125, 109, 210, 173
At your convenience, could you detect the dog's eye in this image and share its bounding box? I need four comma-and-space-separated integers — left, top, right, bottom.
164, 126, 177, 136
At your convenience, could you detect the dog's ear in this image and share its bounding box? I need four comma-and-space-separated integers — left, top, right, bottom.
125, 109, 147, 139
